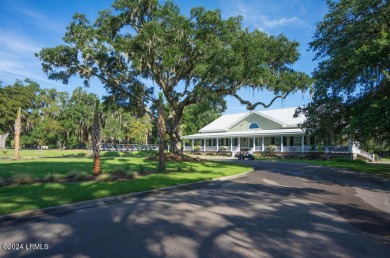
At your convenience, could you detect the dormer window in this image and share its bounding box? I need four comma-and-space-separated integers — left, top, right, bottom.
249, 123, 260, 129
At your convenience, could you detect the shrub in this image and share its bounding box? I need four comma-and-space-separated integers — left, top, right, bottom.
123, 164, 132, 171
253, 153, 265, 159
95, 174, 111, 182
188, 162, 195, 172
45, 173, 63, 183
174, 162, 184, 171
111, 167, 127, 176
13, 173, 34, 185
75, 172, 89, 181
138, 163, 145, 174
352, 159, 367, 164
126, 171, 139, 179
268, 145, 277, 152
66, 172, 79, 179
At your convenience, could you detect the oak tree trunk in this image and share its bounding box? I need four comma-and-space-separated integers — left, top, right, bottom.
168, 129, 182, 154
167, 109, 184, 154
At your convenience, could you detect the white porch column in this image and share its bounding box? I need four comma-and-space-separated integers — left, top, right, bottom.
238, 137, 241, 151
203, 139, 206, 152
192, 139, 194, 151
230, 138, 233, 151
262, 136, 265, 152
301, 135, 304, 153
253, 137, 255, 150
281, 136, 284, 152
183, 139, 186, 151
217, 138, 219, 151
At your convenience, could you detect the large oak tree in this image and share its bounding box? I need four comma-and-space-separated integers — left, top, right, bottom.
37, 0, 311, 154
298, 0, 390, 151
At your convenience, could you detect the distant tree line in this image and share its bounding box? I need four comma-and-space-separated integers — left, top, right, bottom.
0, 79, 221, 150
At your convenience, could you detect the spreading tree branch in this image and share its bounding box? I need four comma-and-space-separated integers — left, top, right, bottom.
233, 90, 292, 110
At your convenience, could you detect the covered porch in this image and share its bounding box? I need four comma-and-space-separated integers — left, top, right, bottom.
182, 131, 352, 157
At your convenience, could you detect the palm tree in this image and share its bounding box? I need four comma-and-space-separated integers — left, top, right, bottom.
14, 107, 22, 160
157, 93, 166, 172
92, 100, 102, 176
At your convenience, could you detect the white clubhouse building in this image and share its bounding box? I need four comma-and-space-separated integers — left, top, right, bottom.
182, 107, 374, 161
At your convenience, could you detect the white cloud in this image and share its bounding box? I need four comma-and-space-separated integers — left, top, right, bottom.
0, 29, 41, 53
0, 56, 64, 88
246, 14, 305, 31
221, 0, 309, 32
12, 5, 65, 32
0, 59, 23, 71
0, 29, 61, 88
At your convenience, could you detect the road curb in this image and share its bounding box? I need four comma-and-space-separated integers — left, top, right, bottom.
0, 169, 254, 224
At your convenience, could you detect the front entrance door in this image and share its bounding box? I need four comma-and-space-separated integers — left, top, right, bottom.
249, 138, 254, 149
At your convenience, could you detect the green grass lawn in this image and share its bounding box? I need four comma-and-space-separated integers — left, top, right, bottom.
0, 156, 251, 216
0, 157, 157, 179
281, 159, 390, 179
0, 149, 90, 158
0, 148, 153, 159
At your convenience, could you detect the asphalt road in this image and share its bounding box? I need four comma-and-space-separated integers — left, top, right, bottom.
0, 160, 389, 258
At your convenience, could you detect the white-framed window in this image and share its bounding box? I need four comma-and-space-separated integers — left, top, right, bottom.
249, 122, 260, 129
275, 137, 281, 146
294, 136, 301, 146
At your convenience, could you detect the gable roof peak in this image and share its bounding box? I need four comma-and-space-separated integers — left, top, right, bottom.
198, 112, 248, 133
198, 107, 305, 133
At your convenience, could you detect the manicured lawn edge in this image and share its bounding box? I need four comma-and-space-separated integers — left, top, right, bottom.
0, 163, 252, 220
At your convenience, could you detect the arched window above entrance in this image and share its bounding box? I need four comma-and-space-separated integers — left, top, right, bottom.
249, 123, 260, 129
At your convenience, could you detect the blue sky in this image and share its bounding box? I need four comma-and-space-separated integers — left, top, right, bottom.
0, 0, 328, 114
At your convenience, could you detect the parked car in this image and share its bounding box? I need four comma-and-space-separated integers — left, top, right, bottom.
237, 152, 255, 160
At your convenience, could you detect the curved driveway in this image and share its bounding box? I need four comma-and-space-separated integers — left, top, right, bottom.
0, 160, 389, 258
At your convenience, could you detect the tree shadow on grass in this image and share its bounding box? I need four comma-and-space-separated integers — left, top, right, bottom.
62, 153, 89, 158
101, 152, 121, 158
0, 160, 92, 179
0, 166, 242, 215
0, 159, 152, 179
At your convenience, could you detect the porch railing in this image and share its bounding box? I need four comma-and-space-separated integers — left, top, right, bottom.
204, 146, 218, 152
183, 146, 193, 152
255, 146, 263, 152
182, 144, 375, 161
183, 145, 355, 153
185, 145, 237, 152
355, 148, 375, 162
232, 146, 240, 157
282, 146, 302, 152
100, 144, 159, 151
